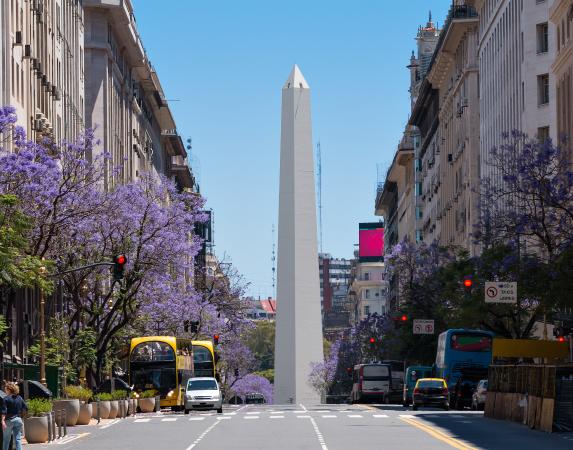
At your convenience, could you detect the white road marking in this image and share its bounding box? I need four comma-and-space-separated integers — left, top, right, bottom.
297, 415, 311, 418
321, 415, 337, 418
373, 414, 389, 418
299, 404, 308, 412
199, 413, 214, 416
399, 414, 418, 418
134, 418, 151, 423
223, 412, 237, 416
347, 415, 362, 418
188, 417, 205, 421
294, 410, 306, 413
270, 415, 285, 419
184, 419, 222, 450
244, 416, 259, 419
217, 416, 231, 420
53, 433, 90, 445
162, 418, 178, 422
246, 412, 260, 415
450, 415, 466, 419
100, 419, 120, 429
314, 410, 330, 413
309, 416, 329, 450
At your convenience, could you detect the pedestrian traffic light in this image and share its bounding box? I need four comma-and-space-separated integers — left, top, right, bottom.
213, 334, 220, 345
112, 254, 127, 281
234, 368, 239, 377
190, 321, 199, 333
400, 314, 408, 322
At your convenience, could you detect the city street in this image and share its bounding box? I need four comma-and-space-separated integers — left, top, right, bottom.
31, 404, 573, 450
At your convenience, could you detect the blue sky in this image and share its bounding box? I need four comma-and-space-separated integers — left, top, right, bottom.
132, 0, 450, 298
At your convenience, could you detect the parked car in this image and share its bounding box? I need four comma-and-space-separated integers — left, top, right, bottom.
245, 393, 265, 404
412, 378, 449, 411
471, 379, 488, 410
402, 366, 432, 407
97, 377, 132, 394
184, 377, 223, 414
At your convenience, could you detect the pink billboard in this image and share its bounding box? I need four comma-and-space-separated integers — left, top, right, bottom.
359, 223, 384, 261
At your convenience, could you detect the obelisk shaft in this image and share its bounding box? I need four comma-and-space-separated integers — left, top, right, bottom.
274, 66, 324, 405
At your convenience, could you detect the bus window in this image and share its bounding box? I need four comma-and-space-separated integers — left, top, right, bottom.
193, 345, 214, 377
131, 342, 175, 362
450, 334, 492, 352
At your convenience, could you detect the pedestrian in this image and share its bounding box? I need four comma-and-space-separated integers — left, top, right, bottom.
1, 382, 27, 450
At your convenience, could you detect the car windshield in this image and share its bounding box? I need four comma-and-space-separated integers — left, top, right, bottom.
418, 380, 445, 389
187, 379, 218, 391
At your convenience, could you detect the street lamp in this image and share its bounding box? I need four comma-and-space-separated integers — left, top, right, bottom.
39, 263, 47, 387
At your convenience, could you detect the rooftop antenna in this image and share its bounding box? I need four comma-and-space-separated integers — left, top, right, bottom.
316, 142, 323, 254
272, 224, 276, 298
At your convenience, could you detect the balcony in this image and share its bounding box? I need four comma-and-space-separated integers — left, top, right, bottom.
170, 155, 194, 189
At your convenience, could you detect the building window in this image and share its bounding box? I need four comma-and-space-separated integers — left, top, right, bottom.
537, 74, 549, 105
415, 182, 422, 196
364, 272, 370, 281
416, 230, 423, 242
537, 126, 550, 142
537, 23, 549, 53
364, 305, 370, 316
364, 289, 370, 299
415, 207, 423, 220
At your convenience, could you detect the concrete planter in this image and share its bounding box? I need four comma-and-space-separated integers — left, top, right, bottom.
138, 398, 155, 413
108, 400, 119, 419
93, 400, 110, 419
77, 402, 92, 425
53, 399, 80, 426
128, 399, 136, 415
24, 415, 49, 444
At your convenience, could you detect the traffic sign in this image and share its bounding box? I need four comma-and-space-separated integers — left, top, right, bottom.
413, 319, 434, 335
485, 282, 517, 304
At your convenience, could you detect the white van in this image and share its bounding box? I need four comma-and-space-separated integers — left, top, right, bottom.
350, 363, 391, 404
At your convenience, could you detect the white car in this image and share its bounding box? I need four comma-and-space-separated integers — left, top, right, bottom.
184, 377, 223, 414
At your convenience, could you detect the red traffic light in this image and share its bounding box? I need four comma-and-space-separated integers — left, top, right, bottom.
213, 334, 220, 345
401, 315, 408, 322
346, 367, 352, 374
369, 337, 375, 344
463, 279, 473, 288
115, 254, 126, 265
558, 336, 566, 343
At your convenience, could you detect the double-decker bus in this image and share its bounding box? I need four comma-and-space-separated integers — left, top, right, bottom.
435, 329, 494, 408
129, 336, 215, 410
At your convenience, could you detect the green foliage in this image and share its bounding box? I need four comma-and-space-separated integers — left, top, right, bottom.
253, 369, 274, 384
0, 194, 53, 292
139, 389, 157, 399
111, 390, 128, 400
0, 315, 8, 349
71, 328, 97, 371
95, 393, 113, 401
245, 321, 275, 371
64, 385, 92, 402
27, 398, 53, 417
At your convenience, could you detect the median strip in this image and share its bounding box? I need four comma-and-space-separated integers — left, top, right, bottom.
400, 416, 478, 450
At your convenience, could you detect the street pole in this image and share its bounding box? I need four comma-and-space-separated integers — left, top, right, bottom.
39, 266, 47, 387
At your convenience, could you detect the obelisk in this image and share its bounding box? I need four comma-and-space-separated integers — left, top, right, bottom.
274, 65, 324, 405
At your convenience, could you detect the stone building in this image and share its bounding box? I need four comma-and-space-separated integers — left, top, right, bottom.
550, 0, 573, 158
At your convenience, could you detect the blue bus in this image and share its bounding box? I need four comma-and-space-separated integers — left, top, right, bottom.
435, 329, 494, 408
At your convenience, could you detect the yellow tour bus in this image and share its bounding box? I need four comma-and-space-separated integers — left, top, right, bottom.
129, 336, 216, 409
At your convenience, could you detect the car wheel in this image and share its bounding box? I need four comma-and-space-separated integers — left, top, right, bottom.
184, 408, 189, 415
217, 407, 223, 414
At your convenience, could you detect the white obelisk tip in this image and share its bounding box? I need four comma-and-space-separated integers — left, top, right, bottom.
283, 64, 310, 89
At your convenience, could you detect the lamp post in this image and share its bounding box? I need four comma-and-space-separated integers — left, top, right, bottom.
39, 264, 47, 387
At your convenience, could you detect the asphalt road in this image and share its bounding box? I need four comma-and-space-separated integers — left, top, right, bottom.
29, 404, 573, 450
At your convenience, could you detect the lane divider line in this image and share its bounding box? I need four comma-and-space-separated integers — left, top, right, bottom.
184, 418, 222, 450
400, 417, 478, 450
309, 416, 328, 450
54, 433, 90, 445
99, 419, 120, 429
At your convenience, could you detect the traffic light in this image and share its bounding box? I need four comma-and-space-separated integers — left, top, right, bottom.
554, 325, 572, 341
183, 320, 190, 332
190, 321, 199, 333
112, 254, 127, 281
463, 276, 473, 294
400, 314, 408, 323
234, 368, 239, 377
213, 334, 220, 345
369, 337, 376, 349
346, 367, 352, 377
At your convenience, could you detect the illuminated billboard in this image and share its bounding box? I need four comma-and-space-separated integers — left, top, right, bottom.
359, 222, 384, 262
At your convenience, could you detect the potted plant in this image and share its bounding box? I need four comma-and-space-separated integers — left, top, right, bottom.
112, 390, 128, 417
93, 393, 112, 419
138, 390, 157, 413
53, 394, 80, 427
64, 385, 93, 425
107, 393, 119, 419
24, 398, 52, 444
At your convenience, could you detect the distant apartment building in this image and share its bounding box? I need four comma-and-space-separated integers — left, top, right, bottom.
246, 297, 276, 321
348, 261, 387, 325
550, 0, 573, 159
84, 0, 192, 190
318, 254, 352, 314
409, 2, 481, 253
